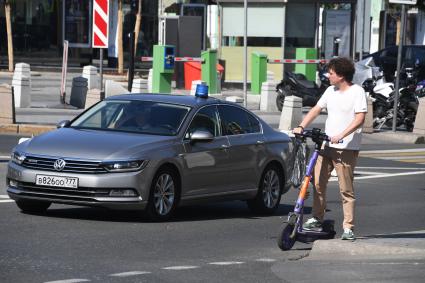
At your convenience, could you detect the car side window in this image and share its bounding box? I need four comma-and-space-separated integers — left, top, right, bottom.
186, 106, 220, 138
247, 112, 261, 133
218, 105, 260, 135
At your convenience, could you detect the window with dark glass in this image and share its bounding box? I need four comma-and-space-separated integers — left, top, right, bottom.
219, 105, 259, 136
187, 106, 220, 137
247, 113, 261, 133
63, 0, 91, 47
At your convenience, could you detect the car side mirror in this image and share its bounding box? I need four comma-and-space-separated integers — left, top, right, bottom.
57, 120, 71, 129
190, 130, 214, 143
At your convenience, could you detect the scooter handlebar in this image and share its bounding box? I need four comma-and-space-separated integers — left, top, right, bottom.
294, 128, 343, 144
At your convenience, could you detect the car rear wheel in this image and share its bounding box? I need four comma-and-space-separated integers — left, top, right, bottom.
16, 199, 51, 213
247, 165, 283, 214
145, 167, 179, 221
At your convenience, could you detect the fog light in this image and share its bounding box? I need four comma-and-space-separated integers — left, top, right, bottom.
9, 179, 18, 188
109, 189, 137, 197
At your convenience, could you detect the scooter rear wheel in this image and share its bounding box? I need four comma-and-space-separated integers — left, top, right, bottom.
277, 223, 297, 251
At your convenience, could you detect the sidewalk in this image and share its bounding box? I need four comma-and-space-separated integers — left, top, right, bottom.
1, 69, 425, 144
272, 231, 425, 283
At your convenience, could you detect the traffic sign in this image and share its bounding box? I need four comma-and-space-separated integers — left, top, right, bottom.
389, 0, 417, 5
92, 0, 109, 48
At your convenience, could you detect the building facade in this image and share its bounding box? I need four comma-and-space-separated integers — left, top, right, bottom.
0, 0, 159, 68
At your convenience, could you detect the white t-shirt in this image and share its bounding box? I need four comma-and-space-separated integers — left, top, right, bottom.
316, 84, 367, 150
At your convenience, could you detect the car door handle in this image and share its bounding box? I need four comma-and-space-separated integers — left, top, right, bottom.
221, 144, 230, 149
256, 140, 265, 145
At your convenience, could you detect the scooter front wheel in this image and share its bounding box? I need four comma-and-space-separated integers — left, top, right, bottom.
277, 223, 297, 251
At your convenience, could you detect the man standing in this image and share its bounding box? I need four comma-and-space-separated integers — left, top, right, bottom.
293, 57, 367, 240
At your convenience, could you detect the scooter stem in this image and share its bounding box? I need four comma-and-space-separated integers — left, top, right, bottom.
293, 149, 320, 214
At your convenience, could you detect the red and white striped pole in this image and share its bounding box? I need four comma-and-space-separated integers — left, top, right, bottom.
92, 0, 109, 98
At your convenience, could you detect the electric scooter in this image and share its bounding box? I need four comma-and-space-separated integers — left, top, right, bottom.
277, 128, 337, 251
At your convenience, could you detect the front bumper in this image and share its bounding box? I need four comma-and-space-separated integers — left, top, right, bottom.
7, 161, 150, 210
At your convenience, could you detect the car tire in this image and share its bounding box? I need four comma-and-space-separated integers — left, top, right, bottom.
145, 167, 180, 222
16, 199, 51, 213
247, 164, 283, 214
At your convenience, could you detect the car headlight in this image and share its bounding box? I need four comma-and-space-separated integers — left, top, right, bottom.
102, 160, 148, 172
11, 151, 26, 165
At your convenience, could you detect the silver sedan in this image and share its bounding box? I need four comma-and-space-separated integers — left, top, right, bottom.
7, 94, 295, 221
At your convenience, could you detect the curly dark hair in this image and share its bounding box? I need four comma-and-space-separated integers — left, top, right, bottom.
328, 57, 355, 83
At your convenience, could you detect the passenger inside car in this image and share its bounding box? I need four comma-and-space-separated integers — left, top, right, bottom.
188, 114, 218, 137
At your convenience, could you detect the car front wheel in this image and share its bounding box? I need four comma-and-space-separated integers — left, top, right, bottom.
145, 167, 179, 221
16, 199, 51, 213
247, 165, 283, 214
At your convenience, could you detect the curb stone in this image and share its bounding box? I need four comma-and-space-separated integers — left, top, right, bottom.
0, 124, 55, 135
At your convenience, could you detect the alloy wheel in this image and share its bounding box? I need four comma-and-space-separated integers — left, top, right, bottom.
262, 169, 280, 208
153, 173, 175, 216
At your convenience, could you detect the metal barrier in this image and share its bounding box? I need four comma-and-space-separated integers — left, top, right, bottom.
141, 56, 204, 63
267, 59, 329, 64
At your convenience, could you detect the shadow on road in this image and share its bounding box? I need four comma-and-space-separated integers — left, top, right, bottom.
364, 232, 425, 239
18, 201, 309, 223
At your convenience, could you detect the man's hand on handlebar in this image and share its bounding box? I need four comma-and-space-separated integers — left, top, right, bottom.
292, 126, 304, 135
330, 134, 344, 144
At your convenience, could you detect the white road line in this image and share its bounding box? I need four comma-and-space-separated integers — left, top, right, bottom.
355, 171, 386, 175
208, 261, 245, 266
0, 195, 10, 198
44, 279, 90, 283
357, 166, 425, 170
109, 271, 151, 277
255, 258, 277, 262
361, 148, 425, 154
353, 170, 425, 180
162, 266, 200, 270
0, 200, 14, 203
0, 155, 10, 159
367, 156, 425, 160
329, 170, 425, 182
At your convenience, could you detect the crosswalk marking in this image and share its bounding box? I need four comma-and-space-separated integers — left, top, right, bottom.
110, 271, 151, 277
0, 195, 13, 203
209, 261, 245, 266
162, 266, 199, 270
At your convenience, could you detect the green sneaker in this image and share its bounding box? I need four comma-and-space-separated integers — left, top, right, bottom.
302, 217, 322, 231
341, 228, 356, 240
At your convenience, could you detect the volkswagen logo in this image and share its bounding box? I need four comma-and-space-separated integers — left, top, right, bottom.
53, 159, 66, 171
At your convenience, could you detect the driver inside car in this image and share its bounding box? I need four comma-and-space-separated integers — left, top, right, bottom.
114, 103, 151, 130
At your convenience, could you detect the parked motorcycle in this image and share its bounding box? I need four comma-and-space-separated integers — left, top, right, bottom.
373, 66, 420, 132
355, 57, 422, 131
361, 69, 394, 119
275, 63, 329, 111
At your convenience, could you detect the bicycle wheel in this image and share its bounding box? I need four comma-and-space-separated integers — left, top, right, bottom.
290, 141, 307, 188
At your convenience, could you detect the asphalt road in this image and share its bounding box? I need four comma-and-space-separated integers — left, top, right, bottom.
1, 134, 425, 283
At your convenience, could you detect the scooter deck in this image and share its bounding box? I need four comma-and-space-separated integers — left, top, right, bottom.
296, 219, 336, 243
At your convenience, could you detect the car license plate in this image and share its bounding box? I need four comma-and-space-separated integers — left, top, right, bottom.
35, 175, 78, 189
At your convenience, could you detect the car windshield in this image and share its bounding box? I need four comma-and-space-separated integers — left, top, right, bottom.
70, 100, 191, 136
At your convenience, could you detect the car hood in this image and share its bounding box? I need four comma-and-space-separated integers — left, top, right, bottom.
18, 128, 176, 160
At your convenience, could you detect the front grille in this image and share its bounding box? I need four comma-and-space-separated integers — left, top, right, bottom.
13, 182, 138, 202
22, 155, 107, 174
18, 182, 110, 198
